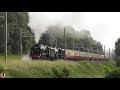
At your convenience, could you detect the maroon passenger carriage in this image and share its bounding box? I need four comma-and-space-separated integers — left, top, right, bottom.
64, 49, 109, 61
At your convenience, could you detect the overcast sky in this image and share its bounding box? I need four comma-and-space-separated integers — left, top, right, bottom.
29, 12, 120, 50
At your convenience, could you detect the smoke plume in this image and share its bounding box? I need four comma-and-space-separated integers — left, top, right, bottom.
28, 12, 81, 44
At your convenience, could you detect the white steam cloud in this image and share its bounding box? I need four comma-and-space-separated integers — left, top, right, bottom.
28, 12, 120, 50
21, 54, 32, 61
28, 12, 81, 43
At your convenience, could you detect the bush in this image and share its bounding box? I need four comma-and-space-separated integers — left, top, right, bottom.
50, 66, 73, 78
0, 64, 7, 73
105, 67, 120, 78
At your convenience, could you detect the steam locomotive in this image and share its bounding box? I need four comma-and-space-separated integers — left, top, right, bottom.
29, 44, 109, 61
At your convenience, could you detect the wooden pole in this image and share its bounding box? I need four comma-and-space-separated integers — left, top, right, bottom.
5, 12, 7, 62
64, 27, 66, 60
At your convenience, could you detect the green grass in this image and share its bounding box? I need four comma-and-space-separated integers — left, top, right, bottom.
0, 54, 20, 61
0, 55, 116, 78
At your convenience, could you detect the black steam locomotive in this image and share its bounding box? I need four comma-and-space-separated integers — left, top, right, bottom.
29, 44, 64, 60
29, 44, 109, 61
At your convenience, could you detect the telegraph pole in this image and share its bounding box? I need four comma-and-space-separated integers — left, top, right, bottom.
64, 27, 66, 60
72, 40, 75, 57
5, 12, 7, 62
87, 36, 91, 61
109, 48, 110, 60
104, 45, 105, 60
73, 40, 74, 51
87, 45, 89, 61
20, 28, 22, 60
97, 43, 99, 61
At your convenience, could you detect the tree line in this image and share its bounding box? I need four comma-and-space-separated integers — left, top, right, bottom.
0, 12, 35, 54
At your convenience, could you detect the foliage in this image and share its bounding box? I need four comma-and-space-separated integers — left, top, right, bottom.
105, 67, 120, 78
115, 38, 120, 57
0, 12, 35, 54
115, 38, 120, 66
115, 56, 120, 67
50, 66, 73, 78
0, 64, 7, 73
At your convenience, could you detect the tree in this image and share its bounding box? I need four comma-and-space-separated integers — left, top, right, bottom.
0, 12, 35, 54
115, 38, 120, 57
0, 12, 6, 53
115, 38, 120, 66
